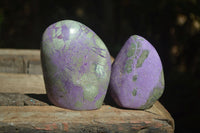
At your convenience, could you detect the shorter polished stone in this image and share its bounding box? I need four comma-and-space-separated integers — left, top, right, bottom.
110, 35, 164, 109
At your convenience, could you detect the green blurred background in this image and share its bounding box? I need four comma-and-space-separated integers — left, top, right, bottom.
0, 0, 200, 132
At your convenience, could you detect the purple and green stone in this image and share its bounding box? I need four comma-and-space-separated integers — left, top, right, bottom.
110, 35, 165, 109
41, 20, 111, 110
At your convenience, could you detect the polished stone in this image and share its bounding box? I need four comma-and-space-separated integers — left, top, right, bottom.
41, 20, 111, 110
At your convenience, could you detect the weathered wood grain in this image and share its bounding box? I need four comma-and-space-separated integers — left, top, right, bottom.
0, 49, 42, 74
0, 101, 174, 133
0, 49, 40, 56
0, 73, 45, 94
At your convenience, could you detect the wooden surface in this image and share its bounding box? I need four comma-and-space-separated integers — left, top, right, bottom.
0, 49, 42, 74
0, 73, 45, 94
0, 49, 175, 133
0, 102, 174, 133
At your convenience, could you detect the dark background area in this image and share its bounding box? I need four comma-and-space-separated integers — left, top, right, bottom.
0, 0, 200, 132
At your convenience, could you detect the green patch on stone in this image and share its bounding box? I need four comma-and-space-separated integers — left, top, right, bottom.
95, 64, 106, 78
137, 36, 145, 41
83, 86, 99, 102
132, 75, 138, 82
131, 42, 136, 48
160, 70, 165, 86
139, 86, 163, 109
128, 42, 136, 56
133, 35, 144, 44
132, 89, 137, 96
127, 48, 135, 57
56, 80, 67, 94
95, 95, 105, 108
136, 50, 149, 68
78, 57, 83, 64
132, 35, 138, 41
73, 57, 83, 71
124, 59, 133, 73
59, 88, 67, 94
87, 32, 93, 38
95, 37, 107, 50
75, 101, 83, 108
136, 41, 142, 48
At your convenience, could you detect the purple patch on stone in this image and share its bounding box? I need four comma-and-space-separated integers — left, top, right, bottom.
61, 24, 69, 41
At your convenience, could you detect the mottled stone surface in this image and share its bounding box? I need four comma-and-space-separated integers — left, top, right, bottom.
41, 20, 111, 110
110, 35, 164, 109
